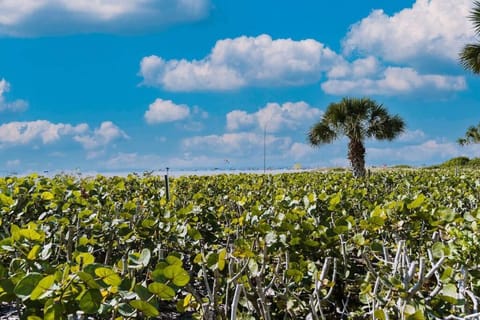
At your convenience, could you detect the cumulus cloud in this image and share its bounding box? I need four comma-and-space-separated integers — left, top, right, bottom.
397, 129, 426, 143
0, 79, 28, 112
327, 56, 380, 79
343, 0, 474, 64
288, 142, 315, 161
182, 132, 292, 155
0, 0, 211, 36
74, 121, 128, 149
145, 98, 191, 124
0, 120, 87, 145
322, 67, 466, 96
104, 152, 228, 171
139, 34, 341, 91
226, 101, 322, 132
366, 139, 480, 164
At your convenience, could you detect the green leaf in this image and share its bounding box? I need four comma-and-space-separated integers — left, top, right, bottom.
440, 283, 458, 304
117, 302, 136, 317
166, 255, 182, 266
94, 267, 121, 287
163, 265, 190, 287
77, 272, 101, 289
407, 310, 425, 320
27, 245, 41, 260
79, 289, 102, 314
130, 300, 159, 317
218, 248, 227, 271
148, 282, 176, 300
134, 284, 153, 301
328, 193, 341, 209
431, 242, 445, 259
44, 298, 64, 320
374, 309, 387, 320
408, 194, 425, 209
0, 194, 14, 207
30, 275, 55, 300
352, 234, 365, 246
19, 229, 42, 241
14, 273, 43, 300
41, 192, 54, 201
75, 252, 95, 266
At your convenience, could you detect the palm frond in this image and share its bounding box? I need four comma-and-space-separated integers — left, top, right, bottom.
460, 44, 480, 74
470, 0, 480, 35
308, 121, 337, 146
458, 123, 480, 146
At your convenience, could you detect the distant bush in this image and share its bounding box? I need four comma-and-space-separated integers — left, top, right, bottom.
467, 157, 480, 167
391, 164, 413, 169
440, 156, 470, 168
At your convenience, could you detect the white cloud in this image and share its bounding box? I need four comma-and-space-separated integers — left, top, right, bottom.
182, 132, 292, 155
397, 129, 426, 143
139, 34, 341, 91
0, 79, 28, 112
343, 0, 474, 64
322, 67, 466, 95
74, 121, 128, 149
6, 159, 20, 168
226, 101, 322, 132
0, 120, 87, 145
0, 0, 211, 36
288, 142, 315, 161
327, 56, 380, 79
145, 98, 191, 124
366, 139, 480, 164
104, 152, 228, 170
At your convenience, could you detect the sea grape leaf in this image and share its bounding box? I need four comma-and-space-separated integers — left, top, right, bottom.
14, 273, 43, 300
130, 300, 159, 317
30, 275, 55, 300
94, 267, 121, 287
79, 289, 102, 314
148, 282, 175, 300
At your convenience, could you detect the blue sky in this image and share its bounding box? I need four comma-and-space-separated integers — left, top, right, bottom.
0, 0, 479, 174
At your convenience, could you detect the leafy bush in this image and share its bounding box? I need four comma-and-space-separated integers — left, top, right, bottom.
440, 156, 470, 167
467, 157, 480, 167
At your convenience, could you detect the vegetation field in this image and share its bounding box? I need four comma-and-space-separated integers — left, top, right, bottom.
0, 170, 480, 319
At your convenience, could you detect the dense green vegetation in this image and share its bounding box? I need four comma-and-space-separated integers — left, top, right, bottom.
0, 170, 479, 319
432, 157, 480, 169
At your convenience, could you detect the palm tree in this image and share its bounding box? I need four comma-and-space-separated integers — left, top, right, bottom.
460, 1, 480, 73
308, 97, 405, 178
458, 123, 480, 146
459, 2, 480, 148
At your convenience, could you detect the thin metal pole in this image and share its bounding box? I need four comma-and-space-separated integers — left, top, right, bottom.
165, 167, 170, 202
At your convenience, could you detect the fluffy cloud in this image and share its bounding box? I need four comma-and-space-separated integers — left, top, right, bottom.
327, 56, 380, 79
104, 152, 228, 171
0, 0, 210, 36
74, 121, 128, 149
183, 132, 292, 155
366, 139, 480, 164
145, 98, 190, 124
226, 101, 322, 132
288, 142, 315, 161
322, 67, 466, 96
397, 129, 426, 143
343, 0, 474, 64
139, 34, 341, 91
0, 79, 28, 112
0, 120, 87, 145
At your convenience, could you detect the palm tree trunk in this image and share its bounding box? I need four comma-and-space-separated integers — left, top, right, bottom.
348, 139, 366, 178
